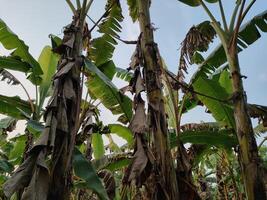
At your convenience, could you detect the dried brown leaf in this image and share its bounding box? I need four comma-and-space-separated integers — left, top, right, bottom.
98, 170, 116, 200
21, 150, 49, 200
35, 111, 57, 148
129, 100, 147, 134
180, 122, 220, 132
0, 69, 19, 85
62, 33, 75, 48
54, 62, 74, 79
178, 22, 216, 82
128, 135, 148, 182
56, 100, 69, 133
247, 104, 267, 126
63, 78, 76, 100
129, 48, 140, 70
3, 154, 38, 198
134, 72, 145, 96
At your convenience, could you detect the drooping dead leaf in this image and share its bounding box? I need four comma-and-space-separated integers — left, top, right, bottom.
129, 38, 141, 70
128, 135, 148, 182
247, 104, 267, 127
54, 62, 75, 79
35, 111, 56, 147
63, 34, 75, 48
3, 154, 38, 198
4, 12, 85, 199
0, 69, 20, 85
53, 23, 76, 51
63, 78, 76, 100
133, 70, 145, 95
56, 100, 69, 133
129, 99, 147, 134
178, 21, 216, 82
21, 150, 49, 200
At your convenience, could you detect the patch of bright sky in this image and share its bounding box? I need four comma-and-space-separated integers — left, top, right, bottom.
0, 0, 266, 144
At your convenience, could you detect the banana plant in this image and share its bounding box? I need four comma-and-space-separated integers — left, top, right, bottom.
0, 22, 59, 198
1, 0, 138, 199
177, 0, 267, 199
0, 1, 115, 199
0, 20, 53, 120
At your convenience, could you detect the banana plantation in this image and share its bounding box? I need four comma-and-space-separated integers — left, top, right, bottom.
0, 0, 267, 199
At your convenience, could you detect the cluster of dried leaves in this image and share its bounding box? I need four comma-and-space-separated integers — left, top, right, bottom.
248, 104, 267, 127
0, 69, 19, 85
178, 21, 216, 82
3, 12, 85, 199
121, 38, 155, 199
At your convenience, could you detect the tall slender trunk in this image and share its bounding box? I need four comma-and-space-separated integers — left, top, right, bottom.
226, 43, 266, 200
47, 11, 85, 199
137, 0, 179, 199
2, 9, 86, 200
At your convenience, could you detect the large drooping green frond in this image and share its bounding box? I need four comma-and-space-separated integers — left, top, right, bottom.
0, 19, 43, 84
89, 0, 123, 66
85, 59, 132, 124
37, 46, 59, 112
92, 133, 105, 160
192, 72, 235, 128
190, 10, 267, 83
181, 11, 267, 130
0, 46, 59, 119
0, 57, 31, 73
170, 129, 237, 149
0, 95, 32, 119
73, 148, 109, 200
108, 124, 133, 145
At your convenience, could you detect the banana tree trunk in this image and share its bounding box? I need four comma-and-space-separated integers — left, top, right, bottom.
226, 44, 266, 200
137, 0, 179, 199
47, 11, 85, 199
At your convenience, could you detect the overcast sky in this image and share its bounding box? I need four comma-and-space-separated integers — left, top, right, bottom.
0, 1, 266, 143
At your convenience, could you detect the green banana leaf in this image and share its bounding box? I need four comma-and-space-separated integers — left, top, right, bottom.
0, 95, 32, 119
192, 73, 235, 128
38, 46, 59, 112
92, 133, 105, 160
0, 56, 31, 72
170, 129, 237, 149
84, 59, 133, 124
0, 18, 43, 84
108, 124, 133, 145
191, 10, 267, 83
126, 0, 139, 22
89, 1, 123, 66
73, 147, 109, 200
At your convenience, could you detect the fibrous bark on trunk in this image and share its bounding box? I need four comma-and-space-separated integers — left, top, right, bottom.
47, 10, 85, 199
137, 0, 179, 199
226, 41, 266, 200
3, 10, 86, 200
